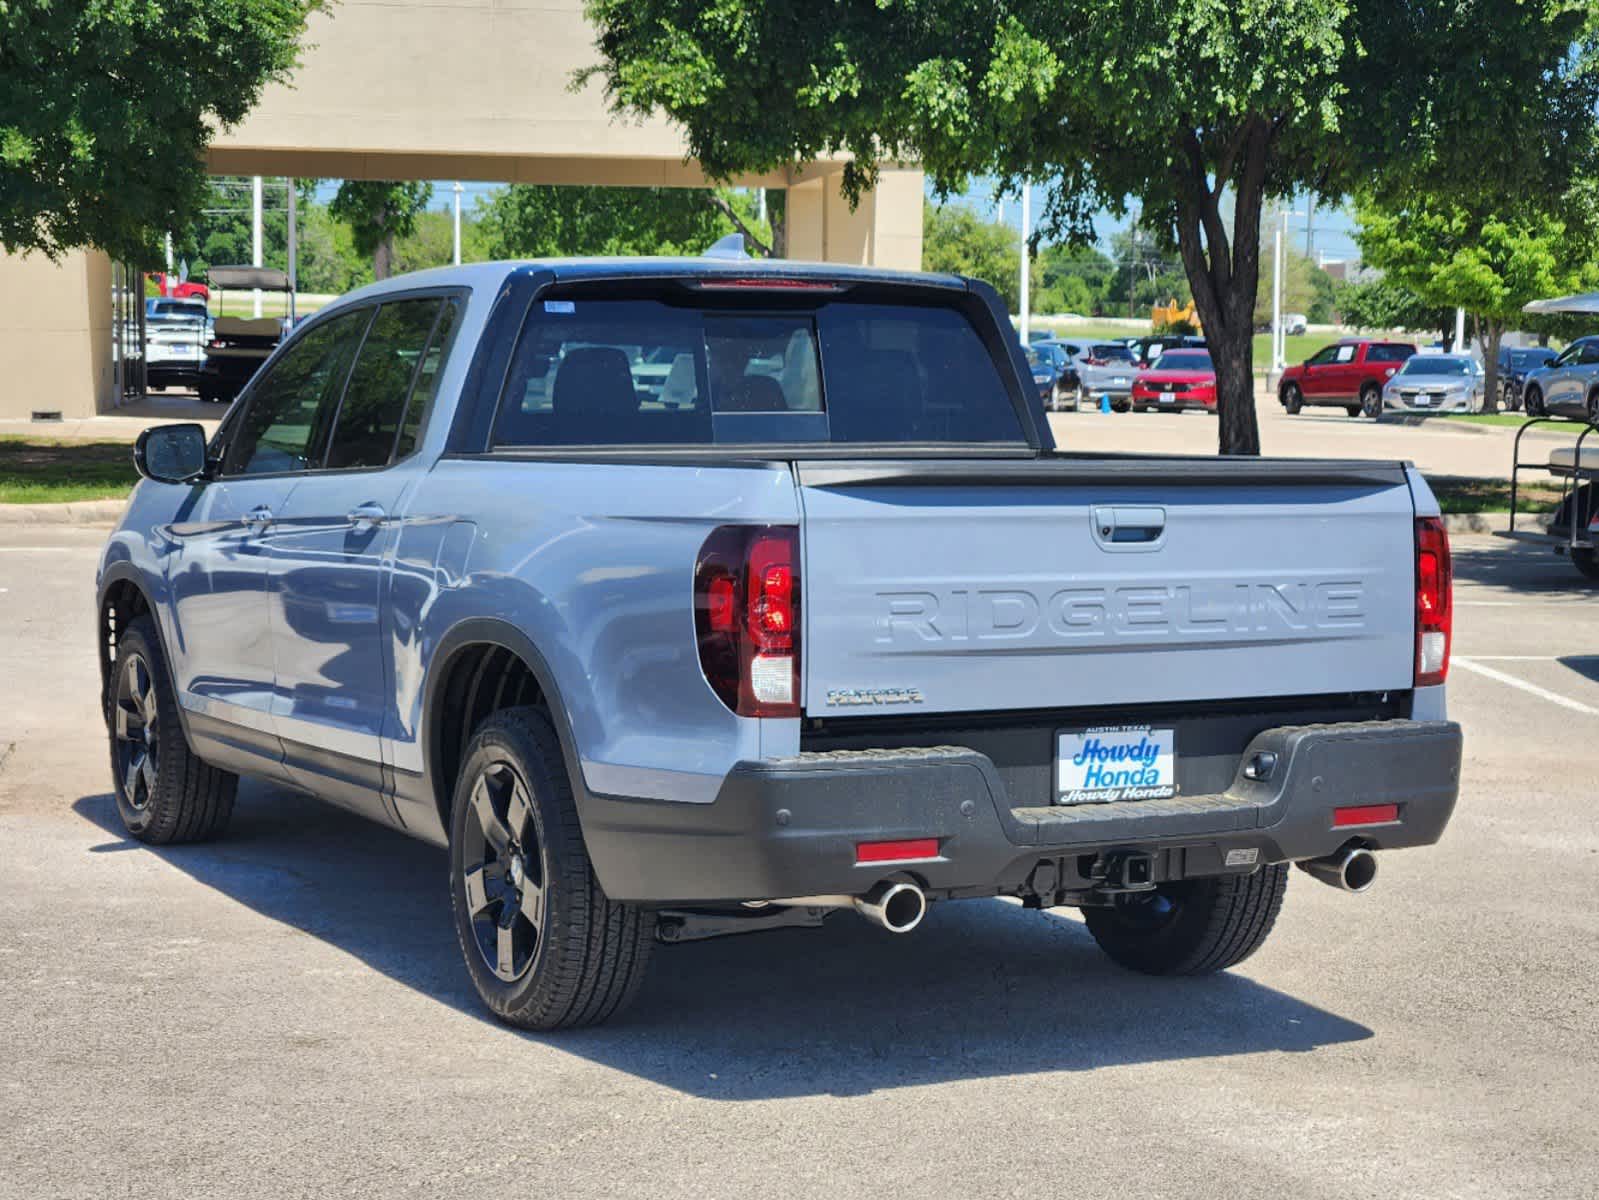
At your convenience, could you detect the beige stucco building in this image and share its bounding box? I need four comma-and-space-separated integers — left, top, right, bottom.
0, 0, 923, 421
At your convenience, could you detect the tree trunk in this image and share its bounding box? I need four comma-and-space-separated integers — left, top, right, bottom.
1481, 319, 1504, 413
373, 232, 394, 281
1171, 120, 1269, 456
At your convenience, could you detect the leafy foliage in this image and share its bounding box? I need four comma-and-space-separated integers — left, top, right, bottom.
1354, 192, 1595, 406
583, 0, 1599, 452
477, 184, 769, 259
1334, 276, 1451, 338
0, 0, 318, 262
922, 204, 1021, 308
329, 181, 433, 280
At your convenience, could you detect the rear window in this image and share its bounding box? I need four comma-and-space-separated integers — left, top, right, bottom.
492, 297, 1025, 447
1093, 344, 1135, 361
1366, 343, 1416, 363
1156, 351, 1212, 370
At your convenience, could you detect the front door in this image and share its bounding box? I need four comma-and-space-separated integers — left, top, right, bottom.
164, 474, 300, 776
1299, 344, 1340, 398
263, 296, 458, 822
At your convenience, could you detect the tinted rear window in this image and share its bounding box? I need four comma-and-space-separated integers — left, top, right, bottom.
1366, 343, 1416, 363
1155, 351, 1212, 370
1093, 344, 1135, 361
492, 297, 1024, 447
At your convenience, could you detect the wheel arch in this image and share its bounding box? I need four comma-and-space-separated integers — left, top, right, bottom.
421, 618, 588, 838
97, 565, 162, 725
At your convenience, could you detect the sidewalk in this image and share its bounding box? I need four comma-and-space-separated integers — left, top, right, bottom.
0, 393, 224, 443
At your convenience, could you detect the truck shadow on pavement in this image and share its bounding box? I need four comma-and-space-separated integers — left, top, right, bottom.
75, 786, 1372, 1100
1450, 540, 1595, 597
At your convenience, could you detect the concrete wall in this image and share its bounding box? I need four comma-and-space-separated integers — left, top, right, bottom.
0, 249, 115, 421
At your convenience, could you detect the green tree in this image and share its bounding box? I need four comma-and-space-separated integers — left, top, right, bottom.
329, 181, 433, 281
583, 0, 1599, 454
0, 0, 317, 263
921, 204, 1021, 309
477, 184, 770, 259
1035, 242, 1115, 316
1354, 194, 1593, 409
1334, 276, 1451, 340
1252, 248, 1337, 329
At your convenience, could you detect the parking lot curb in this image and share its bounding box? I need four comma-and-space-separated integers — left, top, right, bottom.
0, 499, 126, 526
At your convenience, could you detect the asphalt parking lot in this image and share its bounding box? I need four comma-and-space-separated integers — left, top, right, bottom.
1, 525, 1595, 1200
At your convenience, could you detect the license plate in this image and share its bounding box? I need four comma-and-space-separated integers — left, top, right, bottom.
1112, 377, 1129, 386
1159, 391, 1175, 404
1056, 725, 1177, 804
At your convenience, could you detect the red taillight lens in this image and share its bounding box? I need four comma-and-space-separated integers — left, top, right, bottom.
1086, 356, 1107, 366
694, 525, 801, 717
1415, 516, 1452, 687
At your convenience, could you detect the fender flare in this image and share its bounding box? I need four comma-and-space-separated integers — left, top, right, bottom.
421, 617, 590, 826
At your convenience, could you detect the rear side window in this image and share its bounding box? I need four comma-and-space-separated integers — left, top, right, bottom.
226, 309, 370, 476
325, 299, 444, 470
1367, 343, 1415, 363
492, 296, 1023, 448
393, 299, 461, 460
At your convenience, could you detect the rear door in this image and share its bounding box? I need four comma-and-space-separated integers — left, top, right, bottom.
798, 459, 1418, 716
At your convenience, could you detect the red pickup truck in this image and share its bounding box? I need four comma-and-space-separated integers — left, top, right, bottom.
1278, 339, 1417, 417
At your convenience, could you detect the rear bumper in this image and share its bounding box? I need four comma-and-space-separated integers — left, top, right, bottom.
582, 719, 1462, 904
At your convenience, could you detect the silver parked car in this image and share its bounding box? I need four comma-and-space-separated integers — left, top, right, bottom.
1522, 335, 1599, 421
1381, 354, 1484, 413
1073, 342, 1138, 411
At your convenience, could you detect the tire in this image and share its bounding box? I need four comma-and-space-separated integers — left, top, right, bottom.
1573, 548, 1599, 582
1083, 864, 1288, 976
1525, 385, 1545, 417
448, 707, 655, 1030
1075, 384, 1088, 410
1281, 384, 1302, 414
1359, 384, 1382, 418
107, 616, 236, 844
1504, 383, 1521, 413
1588, 389, 1599, 424
1345, 404, 1362, 418
1111, 397, 1131, 414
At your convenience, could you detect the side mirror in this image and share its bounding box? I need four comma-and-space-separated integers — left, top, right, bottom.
134, 423, 208, 484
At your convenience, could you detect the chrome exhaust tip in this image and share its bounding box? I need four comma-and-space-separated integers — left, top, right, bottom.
854, 880, 927, 933
1297, 846, 1378, 893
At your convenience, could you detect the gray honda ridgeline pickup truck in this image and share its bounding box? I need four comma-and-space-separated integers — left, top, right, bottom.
101, 259, 1462, 1029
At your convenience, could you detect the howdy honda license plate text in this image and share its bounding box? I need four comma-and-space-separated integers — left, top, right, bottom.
1057, 725, 1176, 804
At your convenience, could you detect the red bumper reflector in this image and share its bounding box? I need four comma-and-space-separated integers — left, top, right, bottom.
856, 838, 939, 864
1333, 803, 1399, 827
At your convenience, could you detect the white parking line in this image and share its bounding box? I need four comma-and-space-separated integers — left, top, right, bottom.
1453, 657, 1599, 715
0, 547, 80, 553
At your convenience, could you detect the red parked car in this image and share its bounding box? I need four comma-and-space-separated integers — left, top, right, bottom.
1278, 338, 1416, 418
146, 273, 210, 302
1131, 349, 1217, 412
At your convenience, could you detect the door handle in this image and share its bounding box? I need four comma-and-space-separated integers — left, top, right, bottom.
347, 502, 388, 528
243, 505, 273, 529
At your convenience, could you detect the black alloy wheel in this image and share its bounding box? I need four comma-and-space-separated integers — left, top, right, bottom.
459, 759, 548, 983
112, 652, 160, 814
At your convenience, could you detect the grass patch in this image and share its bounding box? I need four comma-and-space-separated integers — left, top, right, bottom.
0, 437, 138, 504
1428, 474, 1561, 515
1438, 412, 1543, 428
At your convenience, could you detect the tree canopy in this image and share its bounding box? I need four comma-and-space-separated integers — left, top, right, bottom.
1354, 191, 1595, 406
328, 181, 433, 281
477, 184, 771, 260
0, 0, 318, 263
584, 0, 1599, 452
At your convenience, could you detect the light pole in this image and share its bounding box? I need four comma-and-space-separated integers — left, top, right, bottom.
251, 176, 264, 318
452, 181, 463, 266
287, 179, 298, 324
1018, 182, 1031, 342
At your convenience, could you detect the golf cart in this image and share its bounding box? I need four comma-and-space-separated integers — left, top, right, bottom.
1499, 415, 1598, 582
197, 265, 293, 404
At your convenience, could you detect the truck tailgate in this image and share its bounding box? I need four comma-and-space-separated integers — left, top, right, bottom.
797, 457, 1418, 716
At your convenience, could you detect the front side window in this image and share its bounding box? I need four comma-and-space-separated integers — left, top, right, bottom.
325, 298, 444, 470
1306, 345, 1339, 366
225, 309, 370, 476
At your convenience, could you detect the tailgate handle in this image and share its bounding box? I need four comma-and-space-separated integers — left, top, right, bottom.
1092, 505, 1166, 550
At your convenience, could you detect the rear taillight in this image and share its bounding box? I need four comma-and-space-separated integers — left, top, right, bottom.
1415, 516, 1452, 686
695, 525, 801, 717
1086, 356, 1107, 366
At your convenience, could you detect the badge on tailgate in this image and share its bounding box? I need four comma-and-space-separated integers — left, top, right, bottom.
1057, 725, 1176, 804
